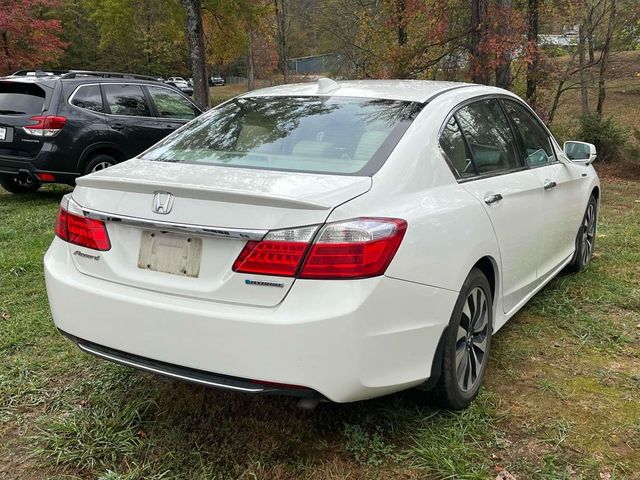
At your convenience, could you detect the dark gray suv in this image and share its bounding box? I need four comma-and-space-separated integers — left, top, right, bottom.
0, 70, 201, 194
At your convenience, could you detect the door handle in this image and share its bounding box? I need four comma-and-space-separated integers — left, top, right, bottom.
543, 179, 557, 190
110, 122, 125, 130
484, 193, 503, 205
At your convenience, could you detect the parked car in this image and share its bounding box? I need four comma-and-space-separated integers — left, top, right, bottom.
45, 79, 600, 409
209, 75, 225, 86
0, 70, 201, 194
165, 76, 193, 96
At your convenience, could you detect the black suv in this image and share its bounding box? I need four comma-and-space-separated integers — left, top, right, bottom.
0, 70, 202, 194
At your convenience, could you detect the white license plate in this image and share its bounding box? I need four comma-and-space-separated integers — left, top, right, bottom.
138, 231, 202, 277
0, 128, 6, 141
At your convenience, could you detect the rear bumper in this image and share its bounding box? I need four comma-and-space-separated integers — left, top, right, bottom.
44, 237, 457, 402
0, 150, 79, 184
60, 330, 323, 398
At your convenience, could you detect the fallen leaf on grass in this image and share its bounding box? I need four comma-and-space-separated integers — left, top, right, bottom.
494, 466, 517, 480
1, 311, 10, 320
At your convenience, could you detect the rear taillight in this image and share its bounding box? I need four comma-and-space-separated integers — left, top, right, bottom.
23, 115, 67, 137
232, 218, 406, 280
55, 205, 111, 251
233, 225, 317, 276
299, 218, 407, 279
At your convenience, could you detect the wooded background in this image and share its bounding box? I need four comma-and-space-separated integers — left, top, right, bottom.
0, 0, 638, 159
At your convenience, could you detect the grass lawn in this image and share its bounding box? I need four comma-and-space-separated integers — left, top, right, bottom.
1, 67, 639, 479
2, 168, 638, 480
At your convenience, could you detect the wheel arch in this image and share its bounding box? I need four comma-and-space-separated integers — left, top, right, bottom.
472, 256, 498, 303
77, 143, 126, 173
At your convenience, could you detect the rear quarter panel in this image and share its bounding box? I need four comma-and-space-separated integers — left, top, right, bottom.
327, 89, 502, 294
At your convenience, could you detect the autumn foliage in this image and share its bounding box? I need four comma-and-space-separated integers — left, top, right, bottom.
0, 0, 66, 75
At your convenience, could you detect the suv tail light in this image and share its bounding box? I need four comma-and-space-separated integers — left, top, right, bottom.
233, 218, 406, 279
23, 115, 67, 137
55, 205, 111, 251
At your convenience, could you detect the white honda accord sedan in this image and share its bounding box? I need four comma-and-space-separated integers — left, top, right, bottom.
44, 79, 600, 409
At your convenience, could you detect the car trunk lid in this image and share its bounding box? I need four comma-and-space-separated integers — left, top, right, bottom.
67, 159, 371, 306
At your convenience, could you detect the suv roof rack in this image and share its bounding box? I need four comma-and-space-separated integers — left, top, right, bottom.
60, 70, 160, 81
12, 69, 70, 77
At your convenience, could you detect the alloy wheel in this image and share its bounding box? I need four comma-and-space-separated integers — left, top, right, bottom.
91, 161, 113, 172
455, 287, 489, 392
581, 202, 596, 265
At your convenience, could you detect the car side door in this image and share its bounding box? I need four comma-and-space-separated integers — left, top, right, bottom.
441, 98, 544, 314
501, 99, 585, 278
144, 85, 201, 138
102, 83, 160, 158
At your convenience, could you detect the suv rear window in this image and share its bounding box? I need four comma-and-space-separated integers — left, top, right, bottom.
141, 96, 422, 175
0, 82, 45, 115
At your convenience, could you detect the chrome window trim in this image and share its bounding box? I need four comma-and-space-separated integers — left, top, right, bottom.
71, 197, 267, 241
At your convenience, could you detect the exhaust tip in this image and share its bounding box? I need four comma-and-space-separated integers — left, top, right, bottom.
296, 397, 320, 410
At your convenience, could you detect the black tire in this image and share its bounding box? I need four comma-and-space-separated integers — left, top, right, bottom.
83, 153, 117, 175
565, 195, 598, 273
432, 268, 493, 410
0, 173, 42, 194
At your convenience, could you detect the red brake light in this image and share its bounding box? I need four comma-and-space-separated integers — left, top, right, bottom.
233, 225, 317, 277
23, 115, 67, 137
55, 205, 111, 251
233, 240, 308, 276
232, 218, 406, 280
35, 172, 56, 182
300, 218, 406, 279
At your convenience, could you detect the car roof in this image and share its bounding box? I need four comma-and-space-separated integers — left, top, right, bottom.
241, 79, 495, 103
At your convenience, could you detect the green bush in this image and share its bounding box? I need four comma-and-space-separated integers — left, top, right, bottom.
578, 114, 628, 162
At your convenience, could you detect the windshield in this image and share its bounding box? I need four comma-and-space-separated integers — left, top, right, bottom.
141, 96, 423, 176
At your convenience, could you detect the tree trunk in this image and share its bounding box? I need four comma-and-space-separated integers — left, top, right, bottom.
494, 0, 512, 89
470, 0, 489, 84
180, 0, 210, 110
596, 0, 616, 115
397, 0, 407, 46
526, 0, 539, 109
547, 79, 564, 124
247, 24, 255, 91
578, 24, 590, 116
587, 5, 595, 64
1, 32, 12, 72
273, 0, 290, 83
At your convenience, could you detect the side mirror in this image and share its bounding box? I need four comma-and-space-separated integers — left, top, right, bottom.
564, 141, 597, 165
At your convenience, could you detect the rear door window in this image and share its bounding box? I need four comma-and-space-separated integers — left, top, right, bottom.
0, 82, 45, 115
454, 99, 521, 175
103, 84, 151, 117
70, 84, 104, 113
146, 86, 199, 120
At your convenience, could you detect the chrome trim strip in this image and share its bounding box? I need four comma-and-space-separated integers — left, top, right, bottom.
77, 343, 265, 393
80, 205, 268, 240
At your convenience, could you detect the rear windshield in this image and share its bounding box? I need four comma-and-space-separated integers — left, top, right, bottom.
141, 96, 423, 175
0, 82, 45, 115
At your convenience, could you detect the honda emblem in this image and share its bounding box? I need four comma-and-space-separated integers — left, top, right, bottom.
152, 191, 174, 215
